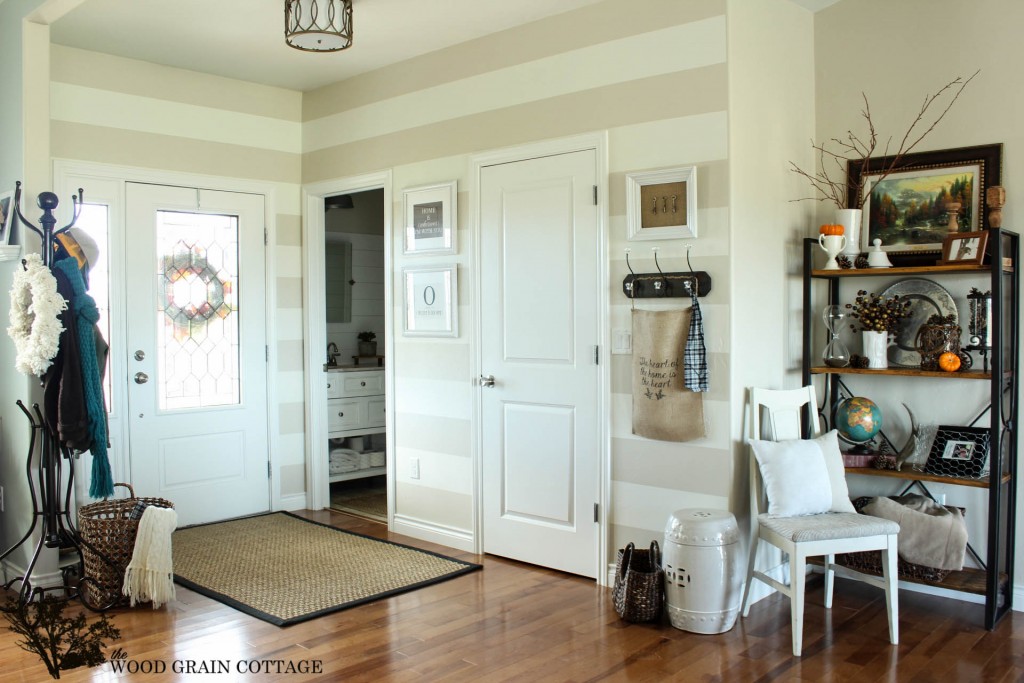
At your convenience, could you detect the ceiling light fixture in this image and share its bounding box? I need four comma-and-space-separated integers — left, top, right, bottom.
285, 0, 353, 52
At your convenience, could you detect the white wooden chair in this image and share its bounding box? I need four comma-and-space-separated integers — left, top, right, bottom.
740, 386, 899, 656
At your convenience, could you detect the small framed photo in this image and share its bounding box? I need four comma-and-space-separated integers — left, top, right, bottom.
924, 425, 990, 479
403, 265, 458, 337
939, 230, 988, 266
403, 180, 457, 255
626, 166, 698, 241
0, 191, 14, 246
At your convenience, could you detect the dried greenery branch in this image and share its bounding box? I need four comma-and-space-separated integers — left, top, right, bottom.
791, 71, 979, 210
1, 594, 120, 679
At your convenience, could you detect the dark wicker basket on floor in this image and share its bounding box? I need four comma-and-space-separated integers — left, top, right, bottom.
77, 483, 174, 607
834, 496, 965, 583
612, 541, 664, 623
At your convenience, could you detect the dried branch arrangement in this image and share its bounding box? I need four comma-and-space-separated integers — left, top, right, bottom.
791, 71, 979, 210
1, 595, 120, 679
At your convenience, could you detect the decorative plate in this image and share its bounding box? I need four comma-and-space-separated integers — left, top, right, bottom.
879, 278, 958, 367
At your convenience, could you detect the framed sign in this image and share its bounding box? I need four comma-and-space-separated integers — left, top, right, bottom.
939, 230, 988, 266
0, 191, 14, 246
626, 166, 698, 241
403, 265, 458, 337
403, 180, 457, 255
923, 425, 990, 479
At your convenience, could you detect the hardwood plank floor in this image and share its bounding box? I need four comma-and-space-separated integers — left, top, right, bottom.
2, 509, 1023, 681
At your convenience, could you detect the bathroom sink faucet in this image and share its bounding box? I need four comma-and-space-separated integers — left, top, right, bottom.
327, 342, 339, 366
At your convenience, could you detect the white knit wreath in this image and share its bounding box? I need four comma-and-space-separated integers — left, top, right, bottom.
8, 253, 66, 376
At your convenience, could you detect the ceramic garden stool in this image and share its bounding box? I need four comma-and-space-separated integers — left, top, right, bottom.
663, 508, 742, 634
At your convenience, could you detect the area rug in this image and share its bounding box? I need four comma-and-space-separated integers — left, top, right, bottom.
172, 512, 481, 626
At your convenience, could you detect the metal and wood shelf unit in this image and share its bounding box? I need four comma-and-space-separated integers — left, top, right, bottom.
801, 229, 1020, 629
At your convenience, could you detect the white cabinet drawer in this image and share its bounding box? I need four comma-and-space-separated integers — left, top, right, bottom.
367, 397, 386, 428
325, 370, 383, 398
327, 398, 367, 432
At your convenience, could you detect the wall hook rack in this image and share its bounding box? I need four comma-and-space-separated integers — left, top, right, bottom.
622, 247, 711, 299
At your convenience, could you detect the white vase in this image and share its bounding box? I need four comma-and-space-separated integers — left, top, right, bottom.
862, 330, 888, 369
836, 208, 863, 258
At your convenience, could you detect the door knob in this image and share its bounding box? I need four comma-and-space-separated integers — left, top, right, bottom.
480, 374, 496, 388
134, 372, 149, 384
134, 350, 145, 361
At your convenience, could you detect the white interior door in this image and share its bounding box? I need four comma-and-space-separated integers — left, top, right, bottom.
125, 184, 269, 526
480, 149, 600, 578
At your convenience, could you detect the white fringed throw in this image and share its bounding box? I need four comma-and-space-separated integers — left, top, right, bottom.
122, 506, 178, 608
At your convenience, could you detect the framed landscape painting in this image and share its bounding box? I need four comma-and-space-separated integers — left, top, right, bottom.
849, 144, 1002, 256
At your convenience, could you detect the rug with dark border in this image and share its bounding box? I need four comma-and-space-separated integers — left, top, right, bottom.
172, 512, 481, 626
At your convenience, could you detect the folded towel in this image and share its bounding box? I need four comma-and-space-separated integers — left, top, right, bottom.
330, 462, 359, 474
122, 506, 177, 608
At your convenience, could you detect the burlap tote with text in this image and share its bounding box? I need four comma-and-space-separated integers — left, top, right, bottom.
632, 308, 706, 441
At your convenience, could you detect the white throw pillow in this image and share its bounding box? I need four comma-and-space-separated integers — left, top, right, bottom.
751, 430, 856, 516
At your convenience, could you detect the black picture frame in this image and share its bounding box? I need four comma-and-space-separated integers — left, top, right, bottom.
923, 425, 990, 479
847, 144, 1002, 266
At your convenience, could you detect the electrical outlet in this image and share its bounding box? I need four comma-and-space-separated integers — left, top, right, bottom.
936, 493, 946, 506
410, 458, 420, 480
612, 329, 632, 354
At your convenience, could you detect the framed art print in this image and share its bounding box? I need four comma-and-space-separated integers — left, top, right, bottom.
923, 425, 990, 479
0, 191, 14, 246
403, 180, 457, 255
403, 265, 458, 337
626, 166, 698, 241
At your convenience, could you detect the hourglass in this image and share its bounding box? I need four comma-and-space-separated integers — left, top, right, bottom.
822, 305, 850, 368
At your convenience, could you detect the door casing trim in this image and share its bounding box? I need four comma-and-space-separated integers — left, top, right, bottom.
468, 131, 611, 583
52, 158, 279, 511
300, 171, 394, 520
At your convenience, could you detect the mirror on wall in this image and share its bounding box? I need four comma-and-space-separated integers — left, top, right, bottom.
325, 240, 352, 323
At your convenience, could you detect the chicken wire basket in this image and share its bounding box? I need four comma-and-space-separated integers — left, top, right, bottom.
923, 425, 990, 479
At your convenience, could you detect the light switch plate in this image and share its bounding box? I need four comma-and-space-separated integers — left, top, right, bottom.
612, 329, 632, 354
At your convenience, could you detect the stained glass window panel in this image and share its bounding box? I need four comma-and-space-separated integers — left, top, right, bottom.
156, 211, 240, 410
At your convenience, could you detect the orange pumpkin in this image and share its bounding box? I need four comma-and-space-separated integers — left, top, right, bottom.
938, 351, 961, 372
819, 223, 845, 236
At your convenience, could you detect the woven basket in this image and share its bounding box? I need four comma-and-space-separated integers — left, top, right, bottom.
77, 483, 174, 608
612, 541, 664, 623
834, 497, 964, 583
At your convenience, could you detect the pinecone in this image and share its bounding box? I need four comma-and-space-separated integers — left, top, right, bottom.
855, 254, 870, 269
837, 255, 853, 269
850, 354, 870, 368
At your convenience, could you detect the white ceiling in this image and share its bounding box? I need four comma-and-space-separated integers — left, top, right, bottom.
50, 0, 609, 92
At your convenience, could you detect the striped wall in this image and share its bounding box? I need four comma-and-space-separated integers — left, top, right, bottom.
302, 0, 734, 546
47, 45, 309, 502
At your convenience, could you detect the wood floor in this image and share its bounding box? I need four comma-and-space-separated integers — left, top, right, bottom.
2, 509, 1023, 682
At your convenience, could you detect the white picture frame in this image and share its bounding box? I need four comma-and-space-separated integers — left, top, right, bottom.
0, 191, 14, 246
403, 265, 458, 337
402, 180, 457, 255
626, 166, 698, 241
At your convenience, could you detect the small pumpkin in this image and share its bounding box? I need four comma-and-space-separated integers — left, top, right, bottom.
819, 223, 845, 236
938, 351, 961, 372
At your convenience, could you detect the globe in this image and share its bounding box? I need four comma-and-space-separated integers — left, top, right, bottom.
835, 397, 882, 453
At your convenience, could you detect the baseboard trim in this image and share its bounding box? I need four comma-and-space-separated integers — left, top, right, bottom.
278, 493, 307, 512
0, 559, 63, 591
392, 514, 474, 553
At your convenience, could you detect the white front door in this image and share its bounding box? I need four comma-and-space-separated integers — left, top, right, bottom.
480, 149, 600, 578
125, 183, 269, 526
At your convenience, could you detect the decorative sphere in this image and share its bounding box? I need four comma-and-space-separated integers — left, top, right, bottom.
835, 397, 882, 445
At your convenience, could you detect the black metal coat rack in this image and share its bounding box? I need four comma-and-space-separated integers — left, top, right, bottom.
0, 182, 113, 609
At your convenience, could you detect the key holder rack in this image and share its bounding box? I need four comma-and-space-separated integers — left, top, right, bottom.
622, 247, 712, 299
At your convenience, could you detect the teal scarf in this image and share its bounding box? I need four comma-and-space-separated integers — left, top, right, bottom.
54, 258, 112, 498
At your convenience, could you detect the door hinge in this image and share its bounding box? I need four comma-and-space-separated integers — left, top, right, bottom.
593, 185, 598, 206
594, 345, 600, 365
267, 462, 272, 479
264, 227, 268, 245
594, 503, 599, 523
266, 345, 269, 362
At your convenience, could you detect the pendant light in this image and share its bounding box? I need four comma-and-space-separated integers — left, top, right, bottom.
285, 0, 353, 52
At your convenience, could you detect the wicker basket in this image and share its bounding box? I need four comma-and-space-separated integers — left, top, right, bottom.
612, 541, 664, 623
77, 483, 174, 608
835, 497, 965, 583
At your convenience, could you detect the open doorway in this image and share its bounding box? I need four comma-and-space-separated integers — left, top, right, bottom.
324, 188, 387, 522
